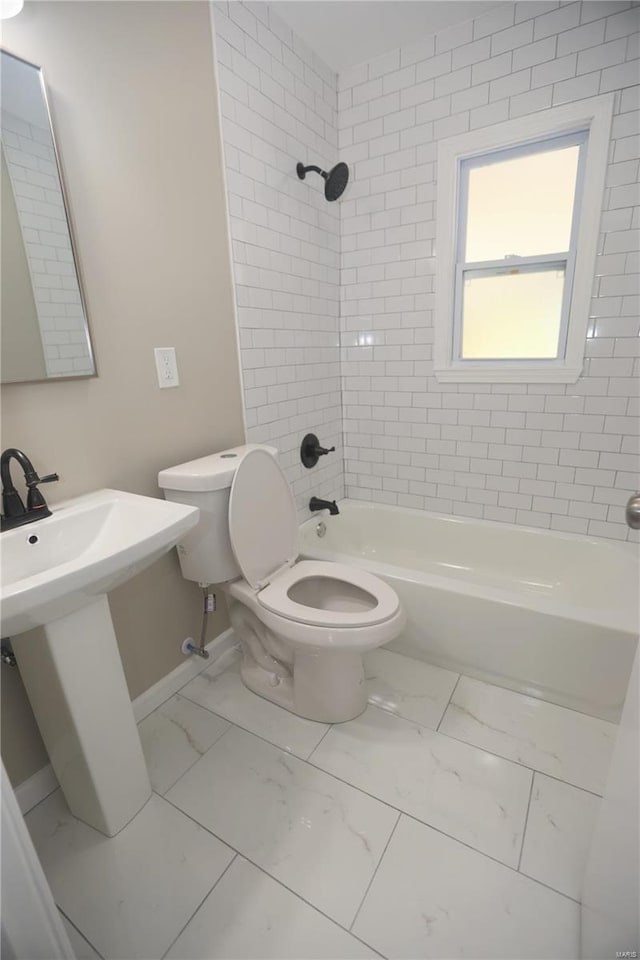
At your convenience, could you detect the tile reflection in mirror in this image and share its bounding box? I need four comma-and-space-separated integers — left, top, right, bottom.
1, 50, 95, 383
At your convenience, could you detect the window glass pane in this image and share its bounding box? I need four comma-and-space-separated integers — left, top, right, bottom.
461, 268, 565, 360
464, 144, 580, 262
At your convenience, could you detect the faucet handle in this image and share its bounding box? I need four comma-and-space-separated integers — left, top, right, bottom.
26, 472, 58, 513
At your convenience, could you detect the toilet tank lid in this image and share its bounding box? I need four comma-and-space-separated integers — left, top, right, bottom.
158, 444, 278, 493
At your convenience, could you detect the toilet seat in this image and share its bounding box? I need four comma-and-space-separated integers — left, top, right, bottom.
257, 559, 400, 628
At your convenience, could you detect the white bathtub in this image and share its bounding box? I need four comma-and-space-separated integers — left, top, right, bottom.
300, 501, 639, 722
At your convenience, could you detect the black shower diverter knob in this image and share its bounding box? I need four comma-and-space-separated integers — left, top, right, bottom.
300, 433, 335, 469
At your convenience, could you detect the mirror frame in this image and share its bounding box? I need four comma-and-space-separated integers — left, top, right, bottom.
1, 48, 97, 384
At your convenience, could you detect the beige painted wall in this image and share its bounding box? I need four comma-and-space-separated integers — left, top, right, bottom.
1, 148, 47, 383
0, 1, 245, 787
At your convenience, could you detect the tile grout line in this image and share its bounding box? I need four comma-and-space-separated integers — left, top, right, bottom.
46, 661, 589, 956
173, 667, 606, 806
174, 680, 607, 798
144, 715, 233, 797
135, 657, 601, 939
58, 907, 105, 960
423, 722, 606, 798
349, 811, 402, 935
305, 718, 334, 760
434, 668, 621, 728
159, 853, 238, 960
177, 644, 617, 739
162, 745, 582, 915
159, 793, 387, 959
177, 686, 329, 762
436, 671, 462, 732
516, 770, 537, 874
300, 755, 583, 905
368, 690, 606, 798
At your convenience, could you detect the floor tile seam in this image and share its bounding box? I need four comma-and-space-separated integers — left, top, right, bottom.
168, 713, 576, 877
516, 768, 536, 873
304, 720, 334, 759
529, 770, 605, 799
148, 708, 605, 808
175, 663, 611, 792
436, 671, 462, 731
362, 698, 451, 734
516, 770, 591, 905
349, 699, 604, 796
145, 646, 241, 716
159, 853, 239, 960
160, 751, 506, 880
179, 722, 405, 821
175, 689, 235, 723
396, 809, 582, 906
349, 811, 402, 935
58, 907, 105, 960
22, 784, 64, 819
157, 721, 237, 796
304, 753, 527, 870
141, 688, 603, 812
423, 722, 607, 796
293, 752, 582, 910
158, 794, 388, 959
175, 689, 329, 760
175, 653, 618, 729
518, 865, 582, 905
30, 727, 600, 884
449, 675, 621, 727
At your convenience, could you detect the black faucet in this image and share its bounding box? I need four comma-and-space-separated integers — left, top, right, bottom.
309, 496, 339, 516
1, 449, 59, 531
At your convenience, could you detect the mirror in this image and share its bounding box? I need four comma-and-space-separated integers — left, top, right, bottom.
1, 50, 95, 383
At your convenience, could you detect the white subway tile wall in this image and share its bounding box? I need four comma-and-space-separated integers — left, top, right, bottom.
214, 1, 639, 540
1, 110, 93, 377
211, 1, 343, 514
338, 0, 639, 541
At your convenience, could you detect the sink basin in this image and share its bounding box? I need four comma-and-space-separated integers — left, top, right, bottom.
1, 488, 199, 837
1, 488, 199, 637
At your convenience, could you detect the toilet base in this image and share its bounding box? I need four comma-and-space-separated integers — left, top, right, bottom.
229, 599, 367, 723
240, 647, 367, 724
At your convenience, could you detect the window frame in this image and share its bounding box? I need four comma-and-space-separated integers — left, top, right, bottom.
434, 95, 614, 384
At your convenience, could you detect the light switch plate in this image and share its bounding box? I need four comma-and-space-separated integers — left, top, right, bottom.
154, 347, 179, 388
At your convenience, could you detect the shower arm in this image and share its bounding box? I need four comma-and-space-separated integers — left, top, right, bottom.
296, 163, 328, 180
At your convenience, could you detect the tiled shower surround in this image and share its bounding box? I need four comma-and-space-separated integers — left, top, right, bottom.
211, 1, 343, 514
212, 1, 639, 539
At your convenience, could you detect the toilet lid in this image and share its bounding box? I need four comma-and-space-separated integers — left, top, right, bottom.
228, 448, 299, 589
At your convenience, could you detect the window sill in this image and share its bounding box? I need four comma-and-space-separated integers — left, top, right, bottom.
433, 365, 583, 384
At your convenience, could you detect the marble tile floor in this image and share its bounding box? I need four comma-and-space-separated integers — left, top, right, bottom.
26, 646, 616, 960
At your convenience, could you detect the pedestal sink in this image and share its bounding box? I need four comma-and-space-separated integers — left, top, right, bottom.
1, 489, 199, 836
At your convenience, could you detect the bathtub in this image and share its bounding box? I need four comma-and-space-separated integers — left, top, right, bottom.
300, 501, 639, 722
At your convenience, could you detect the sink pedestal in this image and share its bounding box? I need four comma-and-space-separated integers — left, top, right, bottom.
13, 595, 151, 837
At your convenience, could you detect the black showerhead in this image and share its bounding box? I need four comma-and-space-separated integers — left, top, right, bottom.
296, 160, 349, 201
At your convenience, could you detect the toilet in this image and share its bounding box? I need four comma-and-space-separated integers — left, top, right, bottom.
158, 444, 404, 723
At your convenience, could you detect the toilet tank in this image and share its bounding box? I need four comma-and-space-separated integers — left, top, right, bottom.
158, 444, 277, 585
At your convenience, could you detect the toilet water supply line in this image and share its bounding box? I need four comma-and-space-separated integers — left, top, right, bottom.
181, 584, 215, 659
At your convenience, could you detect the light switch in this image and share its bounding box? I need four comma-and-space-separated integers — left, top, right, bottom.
154, 347, 179, 388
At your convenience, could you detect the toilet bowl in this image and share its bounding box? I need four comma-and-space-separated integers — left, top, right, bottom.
159, 445, 404, 723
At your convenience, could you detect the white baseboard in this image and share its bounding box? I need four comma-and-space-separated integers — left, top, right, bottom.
132, 627, 237, 723
15, 628, 238, 815
14, 765, 59, 816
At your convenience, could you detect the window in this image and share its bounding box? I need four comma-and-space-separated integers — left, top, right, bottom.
434, 97, 614, 383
